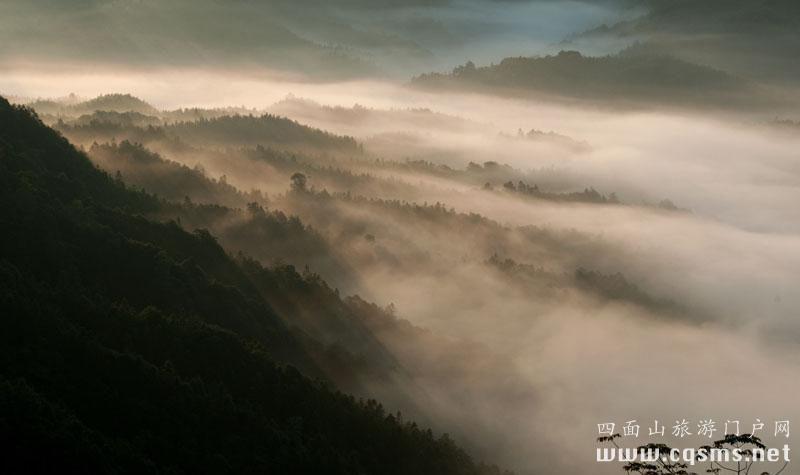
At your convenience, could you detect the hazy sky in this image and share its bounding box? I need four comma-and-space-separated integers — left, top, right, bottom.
0, 0, 628, 78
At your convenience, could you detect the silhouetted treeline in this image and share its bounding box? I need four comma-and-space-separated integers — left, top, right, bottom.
162, 200, 359, 291
369, 159, 620, 204
164, 114, 361, 153
498, 180, 620, 205
89, 141, 264, 208
487, 255, 685, 317
54, 111, 362, 157
55, 120, 172, 146
412, 50, 765, 109
503, 127, 590, 153
30, 93, 158, 117
269, 96, 481, 132
770, 118, 800, 131
28, 94, 263, 126
241, 145, 419, 196
72, 110, 162, 127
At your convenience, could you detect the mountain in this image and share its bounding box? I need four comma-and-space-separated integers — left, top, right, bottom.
87, 141, 260, 208
578, 0, 800, 85
72, 111, 163, 128
606, 0, 800, 37
411, 50, 774, 110
0, 97, 507, 474
162, 114, 362, 153
29, 94, 159, 116
52, 111, 363, 158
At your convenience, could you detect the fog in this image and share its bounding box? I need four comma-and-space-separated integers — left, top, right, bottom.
4, 64, 800, 474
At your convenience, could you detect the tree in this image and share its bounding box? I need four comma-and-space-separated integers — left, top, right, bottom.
598, 432, 788, 475
290, 172, 307, 192
453, 60, 477, 76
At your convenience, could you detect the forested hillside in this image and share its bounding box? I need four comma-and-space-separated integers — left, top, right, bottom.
55, 113, 361, 156
411, 50, 769, 109
4, 0, 800, 473
0, 97, 509, 475
580, 0, 800, 84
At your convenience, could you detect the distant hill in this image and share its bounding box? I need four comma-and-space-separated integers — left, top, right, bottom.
76, 94, 159, 114
25, 94, 268, 127
609, 0, 800, 36
88, 141, 259, 208
578, 0, 800, 85
29, 93, 158, 116
269, 96, 482, 133
411, 50, 771, 110
51, 109, 363, 157
500, 128, 590, 154
163, 114, 361, 153
71, 110, 162, 127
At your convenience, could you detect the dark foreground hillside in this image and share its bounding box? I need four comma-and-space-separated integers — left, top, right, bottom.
0, 97, 506, 475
